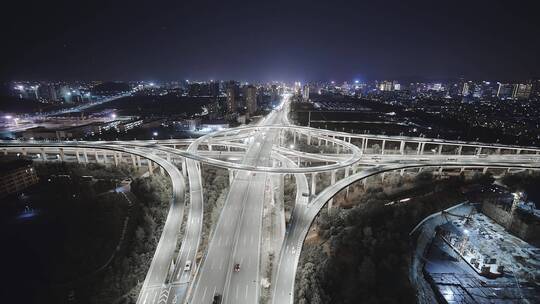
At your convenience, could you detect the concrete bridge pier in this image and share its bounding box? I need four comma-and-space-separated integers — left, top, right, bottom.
131, 154, 137, 168
311, 172, 317, 196
147, 160, 154, 175
328, 170, 336, 209
229, 169, 234, 185
181, 159, 187, 179
344, 167, 350, 197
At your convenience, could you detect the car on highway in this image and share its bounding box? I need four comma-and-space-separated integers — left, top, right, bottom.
234, 263, 241, 272
212, 294, 222, 304
184, 260, 192, 271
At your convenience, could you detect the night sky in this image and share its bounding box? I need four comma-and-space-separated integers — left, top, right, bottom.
2, 0, 539, 82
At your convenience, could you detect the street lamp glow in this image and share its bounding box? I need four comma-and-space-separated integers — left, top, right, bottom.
111, 113, 117, 119
289, 144, 295, 149
4, 115, 12, 119
153, 131, 158, 136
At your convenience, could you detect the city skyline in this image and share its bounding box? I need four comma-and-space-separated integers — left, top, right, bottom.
2, 0, 539, 82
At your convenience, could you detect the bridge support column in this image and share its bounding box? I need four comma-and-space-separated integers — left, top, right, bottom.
114, 152, 119, 167
438, 167, 443, 176
476, 147, 482, 155
40, 148, 46, 161
208, 144, 212, 152
317, 138, 321, 146
362, 138, 367, 152
83, 150, 89, 163
381, 172, 386, 183
344, 167, 350, 197
75, 150, 81, 163
457, 145, 463, 155
381, 140, 386, 155
22, 148, 27, 156
229, 169, 234, 185
58, 148, 65, 162
328, 170, 337, 209
311, 173, 316, 196
95, 150, 100, 163
482, 167, 488, 174
159, 165, 165, 175
293, 131, 296, 145
496, 148, 501, 155
148, 160, 154, 175
400, 141, 405, 154
420, 143, 425, 155
437, 144, 442, 155
516, 149, 521, 155
400, 169, 405, 176
416, 142, 422, 155
131, 154, 137, 168
460, 167, 465, 173
307, 134, 311, 145
181, 160, 187, 179
137, 156, 142, 169
103, 152, 109, 164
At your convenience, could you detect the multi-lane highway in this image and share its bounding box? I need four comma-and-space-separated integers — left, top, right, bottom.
189, 102, 286, 304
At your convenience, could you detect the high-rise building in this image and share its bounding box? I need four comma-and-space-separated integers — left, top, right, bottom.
462, 82, 470, 96
37, 84, 58, 102
270, 85, 278, 102
226, 87, 236, 113
245, 85, 257, 116
224, 81, 239, 113
530, 79, 540, 100
294, 82, 302, 94
302, 84, 310, 101
379, 80, 394, 91
496, 83, 514, 99
512, 83, 532, 100
210, 81, 220, 98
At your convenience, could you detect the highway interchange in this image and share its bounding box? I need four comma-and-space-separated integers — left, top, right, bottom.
1, 95, 540, 304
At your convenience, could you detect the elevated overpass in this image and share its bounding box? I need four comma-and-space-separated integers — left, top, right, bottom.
2, 98, 539, 304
